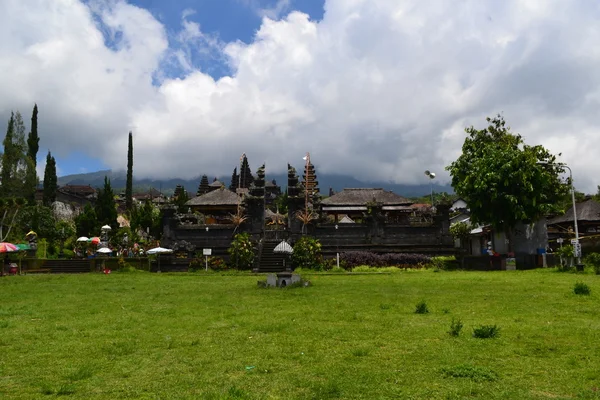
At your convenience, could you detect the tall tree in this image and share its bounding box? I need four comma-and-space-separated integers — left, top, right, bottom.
95, 176, 118, 230
229, 167, 239, 192
197, 174, 210, 196
125, 131, 133, 211
28, 104, 39, 165
172, 184, 189, 213
42, 152, 57, 206
75, 203, 98, 237
0, 112, 16, 197
446, 115, 568, 236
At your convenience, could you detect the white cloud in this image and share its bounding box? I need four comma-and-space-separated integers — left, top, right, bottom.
2, 0, 600, 192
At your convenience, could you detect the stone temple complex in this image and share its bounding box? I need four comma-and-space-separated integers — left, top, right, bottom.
161, 154, 453, 272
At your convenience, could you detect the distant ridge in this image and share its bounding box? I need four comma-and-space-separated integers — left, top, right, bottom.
57, 170, 453, 197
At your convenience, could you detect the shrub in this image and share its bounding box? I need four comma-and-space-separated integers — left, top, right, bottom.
584, 253, 600, 275
472, 325, 500, 339
228, 233, 255, 270
573, 282, 591, 295
415, 300, 429, 314
352, 265, 376, 273
189, 256, 228, 272
430, 256, 458, 270
340, 251, 431, 269
291, 236, 323, 270
448, 318, 463, 337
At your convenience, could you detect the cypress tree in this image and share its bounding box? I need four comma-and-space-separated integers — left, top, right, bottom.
125, 131, 133, 211
95, 176, 118, 230
27, 104, 39, 165
229, 167, 239, 192
25, 104, 39, 204
0, 112, 15, 197
42, 151, 57, 206
197, 175, 210, 196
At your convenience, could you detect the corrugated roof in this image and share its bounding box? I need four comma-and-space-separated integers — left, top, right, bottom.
548, 199, 600, 225
185, 187, 241, 206
321, 188, 412, 206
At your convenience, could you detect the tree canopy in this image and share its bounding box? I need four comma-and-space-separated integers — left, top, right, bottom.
446, 115, 569, 232
125, 131, 133, 211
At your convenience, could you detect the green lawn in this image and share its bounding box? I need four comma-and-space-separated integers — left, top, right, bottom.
1, 270, 599, 399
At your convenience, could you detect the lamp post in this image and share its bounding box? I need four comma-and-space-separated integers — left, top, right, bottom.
537, 162, 581, 266
425, 170, 436, 209
335, 224, 339, 269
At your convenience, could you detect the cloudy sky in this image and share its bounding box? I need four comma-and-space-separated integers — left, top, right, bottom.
1, 0, 600, 192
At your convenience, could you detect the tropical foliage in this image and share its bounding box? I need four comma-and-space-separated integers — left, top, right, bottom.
291, 236, 322, 270
227, 233, 255, 270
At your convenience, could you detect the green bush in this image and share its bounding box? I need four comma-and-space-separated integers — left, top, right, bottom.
573, 282, 591, 295
430, 256, 458, 271
473, 325, 500, 339
291, 236, 323, 270
440, 364, 498, 382
352, 265, 375, 273
415, 300, 429, 314
584, 253, 600, 275
448, 318, 463, 337
228, 233, 255, 270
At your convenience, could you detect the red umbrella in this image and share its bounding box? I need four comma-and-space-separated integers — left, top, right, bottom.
0, 243, 18, 253
89, 237, 101, 245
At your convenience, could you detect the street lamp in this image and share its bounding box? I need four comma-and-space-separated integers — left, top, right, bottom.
424, 170, 436, 209
537, 161, 581, 266
335, 224, 339, 269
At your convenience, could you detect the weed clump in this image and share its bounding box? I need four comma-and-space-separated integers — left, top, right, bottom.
441, 364, 498, 382
414, 300, 429, 314
472, 325, 500, 339
574, 282, 591, 295
448, 318, 463, 337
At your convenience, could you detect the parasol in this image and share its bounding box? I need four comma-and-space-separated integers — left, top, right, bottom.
89, 237, 101, 245
96, 247, 113, 254
273, 240, 293, 254
0, 243, 18, 253
76, 237, 89, 242
146, 247, 173, 272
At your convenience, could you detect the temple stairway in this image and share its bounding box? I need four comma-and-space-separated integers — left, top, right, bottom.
257, 240, 288, 273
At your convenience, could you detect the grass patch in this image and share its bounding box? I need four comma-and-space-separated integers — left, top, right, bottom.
448, 318, 463, 337
441, 364, 499, 382
1, 270, 599, 398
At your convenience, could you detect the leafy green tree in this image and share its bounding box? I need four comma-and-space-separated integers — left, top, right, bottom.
447, 115, 569, 237
172, 185, 189, 213
74, 203, 98, 237
95, 176, 118, 231
42, 151, 57, 206
227, 233, 255, 270
0, 197, 27, 241
130, 200, 160, 237
16, 205, 57, 240
125, 131, 133, 211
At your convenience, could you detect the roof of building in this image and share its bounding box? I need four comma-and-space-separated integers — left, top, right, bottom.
209, 179, 224, 188
59, 185, 96, 195
185, 187, 241, 206
321, 188, 412, 206
548, 199, 600, 225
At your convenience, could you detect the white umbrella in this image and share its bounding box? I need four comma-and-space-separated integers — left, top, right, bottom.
274, 240, 293, 270
274, 241, 293, 254
76, 236, 89, 242
101, 225, 112, 231
146, 247, 173, 255
146, 247, 173, 272
96, 247, 113, 254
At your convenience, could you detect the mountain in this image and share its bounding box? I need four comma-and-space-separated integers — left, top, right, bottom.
57, 170, 453, 198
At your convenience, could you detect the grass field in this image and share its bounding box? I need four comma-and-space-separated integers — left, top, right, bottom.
1, 269, 599, 399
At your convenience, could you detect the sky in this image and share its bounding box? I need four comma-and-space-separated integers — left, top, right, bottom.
1, 0, 600, 192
